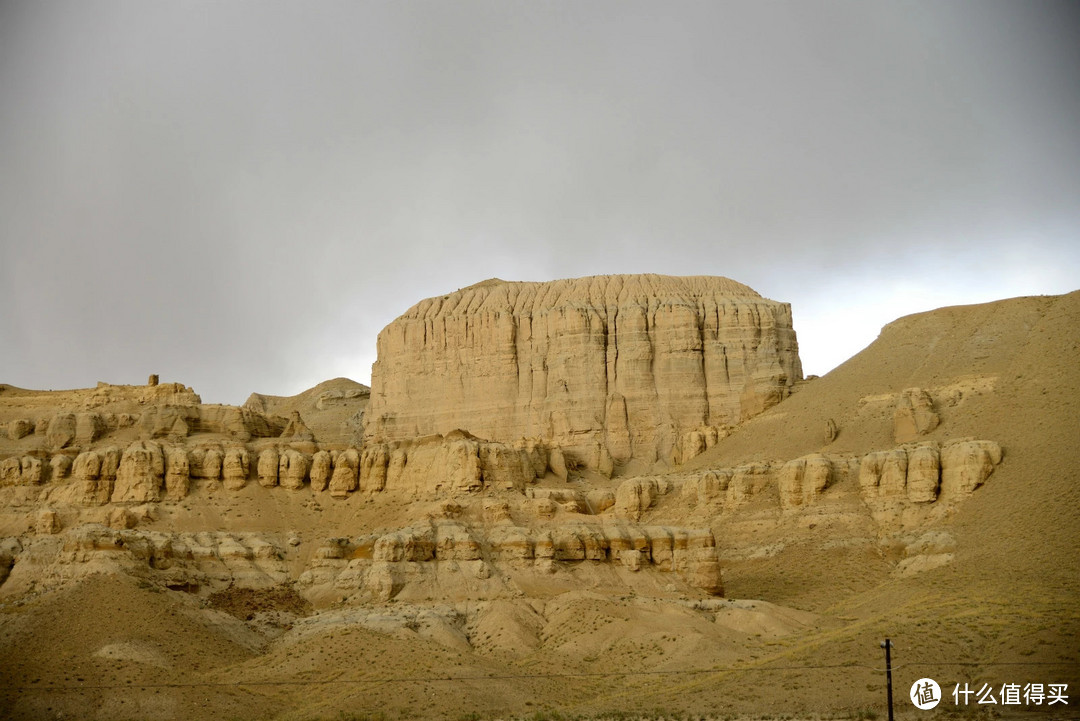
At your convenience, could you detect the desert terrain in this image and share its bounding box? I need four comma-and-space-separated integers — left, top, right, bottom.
0, 275, 1077, 721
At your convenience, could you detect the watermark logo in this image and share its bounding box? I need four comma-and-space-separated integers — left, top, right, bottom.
911, 678, 942, 710
953, 682, 1069, 706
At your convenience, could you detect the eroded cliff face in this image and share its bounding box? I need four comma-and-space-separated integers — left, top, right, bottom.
365, 275, 802, 466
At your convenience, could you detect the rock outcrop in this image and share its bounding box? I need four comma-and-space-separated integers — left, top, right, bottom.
614, 478, 664, 521
70, 447, 121, 506
858, 440, 1002, 503
299, 521, 724, 601
257, 448, 280, 488
329, 448, 360, 498
777, 455, 832, 510
46, 413, 77, 448
280, 412, 315, 442
678, 439, 1002, 516
138, 405, 286, 442
164, 446, 190, 501
279, 449, 310, 490
192, 447, 223, 480
0, 455, 45, 486
112, 441, 165, 503
7, 419, 33, 440
893, 388, 940, 443
222, 447, 250, 490
365, 275, 802, 467
673, 425, 731, 465
310, 451, 332, 491
355, 434, 543, 500
939, 440, 1003, 497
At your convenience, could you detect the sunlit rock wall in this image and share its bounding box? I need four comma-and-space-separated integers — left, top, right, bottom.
365, 275, 802, 465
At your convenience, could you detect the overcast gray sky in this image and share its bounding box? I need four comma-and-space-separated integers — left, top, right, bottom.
2, 1, 1078, 405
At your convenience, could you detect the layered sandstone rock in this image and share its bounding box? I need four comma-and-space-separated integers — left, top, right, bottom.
777, 455, 832, 510
329, 448, 360, 498
857, 440, 1002, 503
46, 414, 77, 448
50, 454, 72, 481
354, 434, 541, 500
69, 447, 122, 506
0, 455, 45, 486
36, 509, 62, 534
112, 441, 165, 503
673, 425, 730, 465
138, 405, 286, 442
75, 412, 107, 445
365, 275, 802, 466
309, 451, 332, 492
300, 521, 724, 601
893, 388, 940, 444
614, 478, 663, 521
222, 447, 250, 490
164, 446, 190, 501
191, 447, 223, 480
7, 419, 33, 440
257, 448, 280, 488
681, 463, 775, 512
939, 440, 1003, 497
905, 446, 941, 503
279, 449, 310, 490
678, 438, 1001, 517
280, 412, 315, 442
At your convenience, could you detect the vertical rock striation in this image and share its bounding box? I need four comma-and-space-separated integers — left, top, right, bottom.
365, 275, 802, 466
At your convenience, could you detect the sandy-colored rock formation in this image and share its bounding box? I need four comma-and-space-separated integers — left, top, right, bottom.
299, 520, 723, 601
673, 425, 731, 465
365, 275, 801, 467
939, 439, 1003, 497
309, 450, 332, 491
76, 412, 108, 445
0, 288, 1075, 721
279, 449, 311, 490
614, 478, 664, 521
139, 404, 285, 442
0, 455, 45, 486
46, 413, 77, 448
36, 508, 61, 534
858, 440, 1002, 503
893, 387, 940, 443
113, 440, 166, 503
678, 438, 1002, 517
49, 453, 72, 481
7, 418, 33, 440
280, 411, 315, 442
244, 377, 369, 445
329, 448, 360, 498
191, 446, 223, 480
905, 445, 941, 503
257, 448, 280, 488
71, 447, 122, 506
164, 446, 190, 500
777, 454, 832, 510
352, 434, 545, 500
222, 447, 250, 490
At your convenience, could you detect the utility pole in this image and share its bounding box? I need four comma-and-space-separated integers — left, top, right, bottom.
880, 639, 894, 721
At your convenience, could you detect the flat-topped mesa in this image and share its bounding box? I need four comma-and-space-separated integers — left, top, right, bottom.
364, 275, 802, 466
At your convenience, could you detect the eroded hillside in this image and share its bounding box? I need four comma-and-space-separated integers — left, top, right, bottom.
0, 280, 1077, 721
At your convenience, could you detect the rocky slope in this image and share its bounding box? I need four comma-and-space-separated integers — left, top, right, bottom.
0, 283, 1077, 721
365, 275, 802, 467
243, 377, 369, 446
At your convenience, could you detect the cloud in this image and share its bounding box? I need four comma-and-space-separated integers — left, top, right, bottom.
1, 1, 1078, 403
